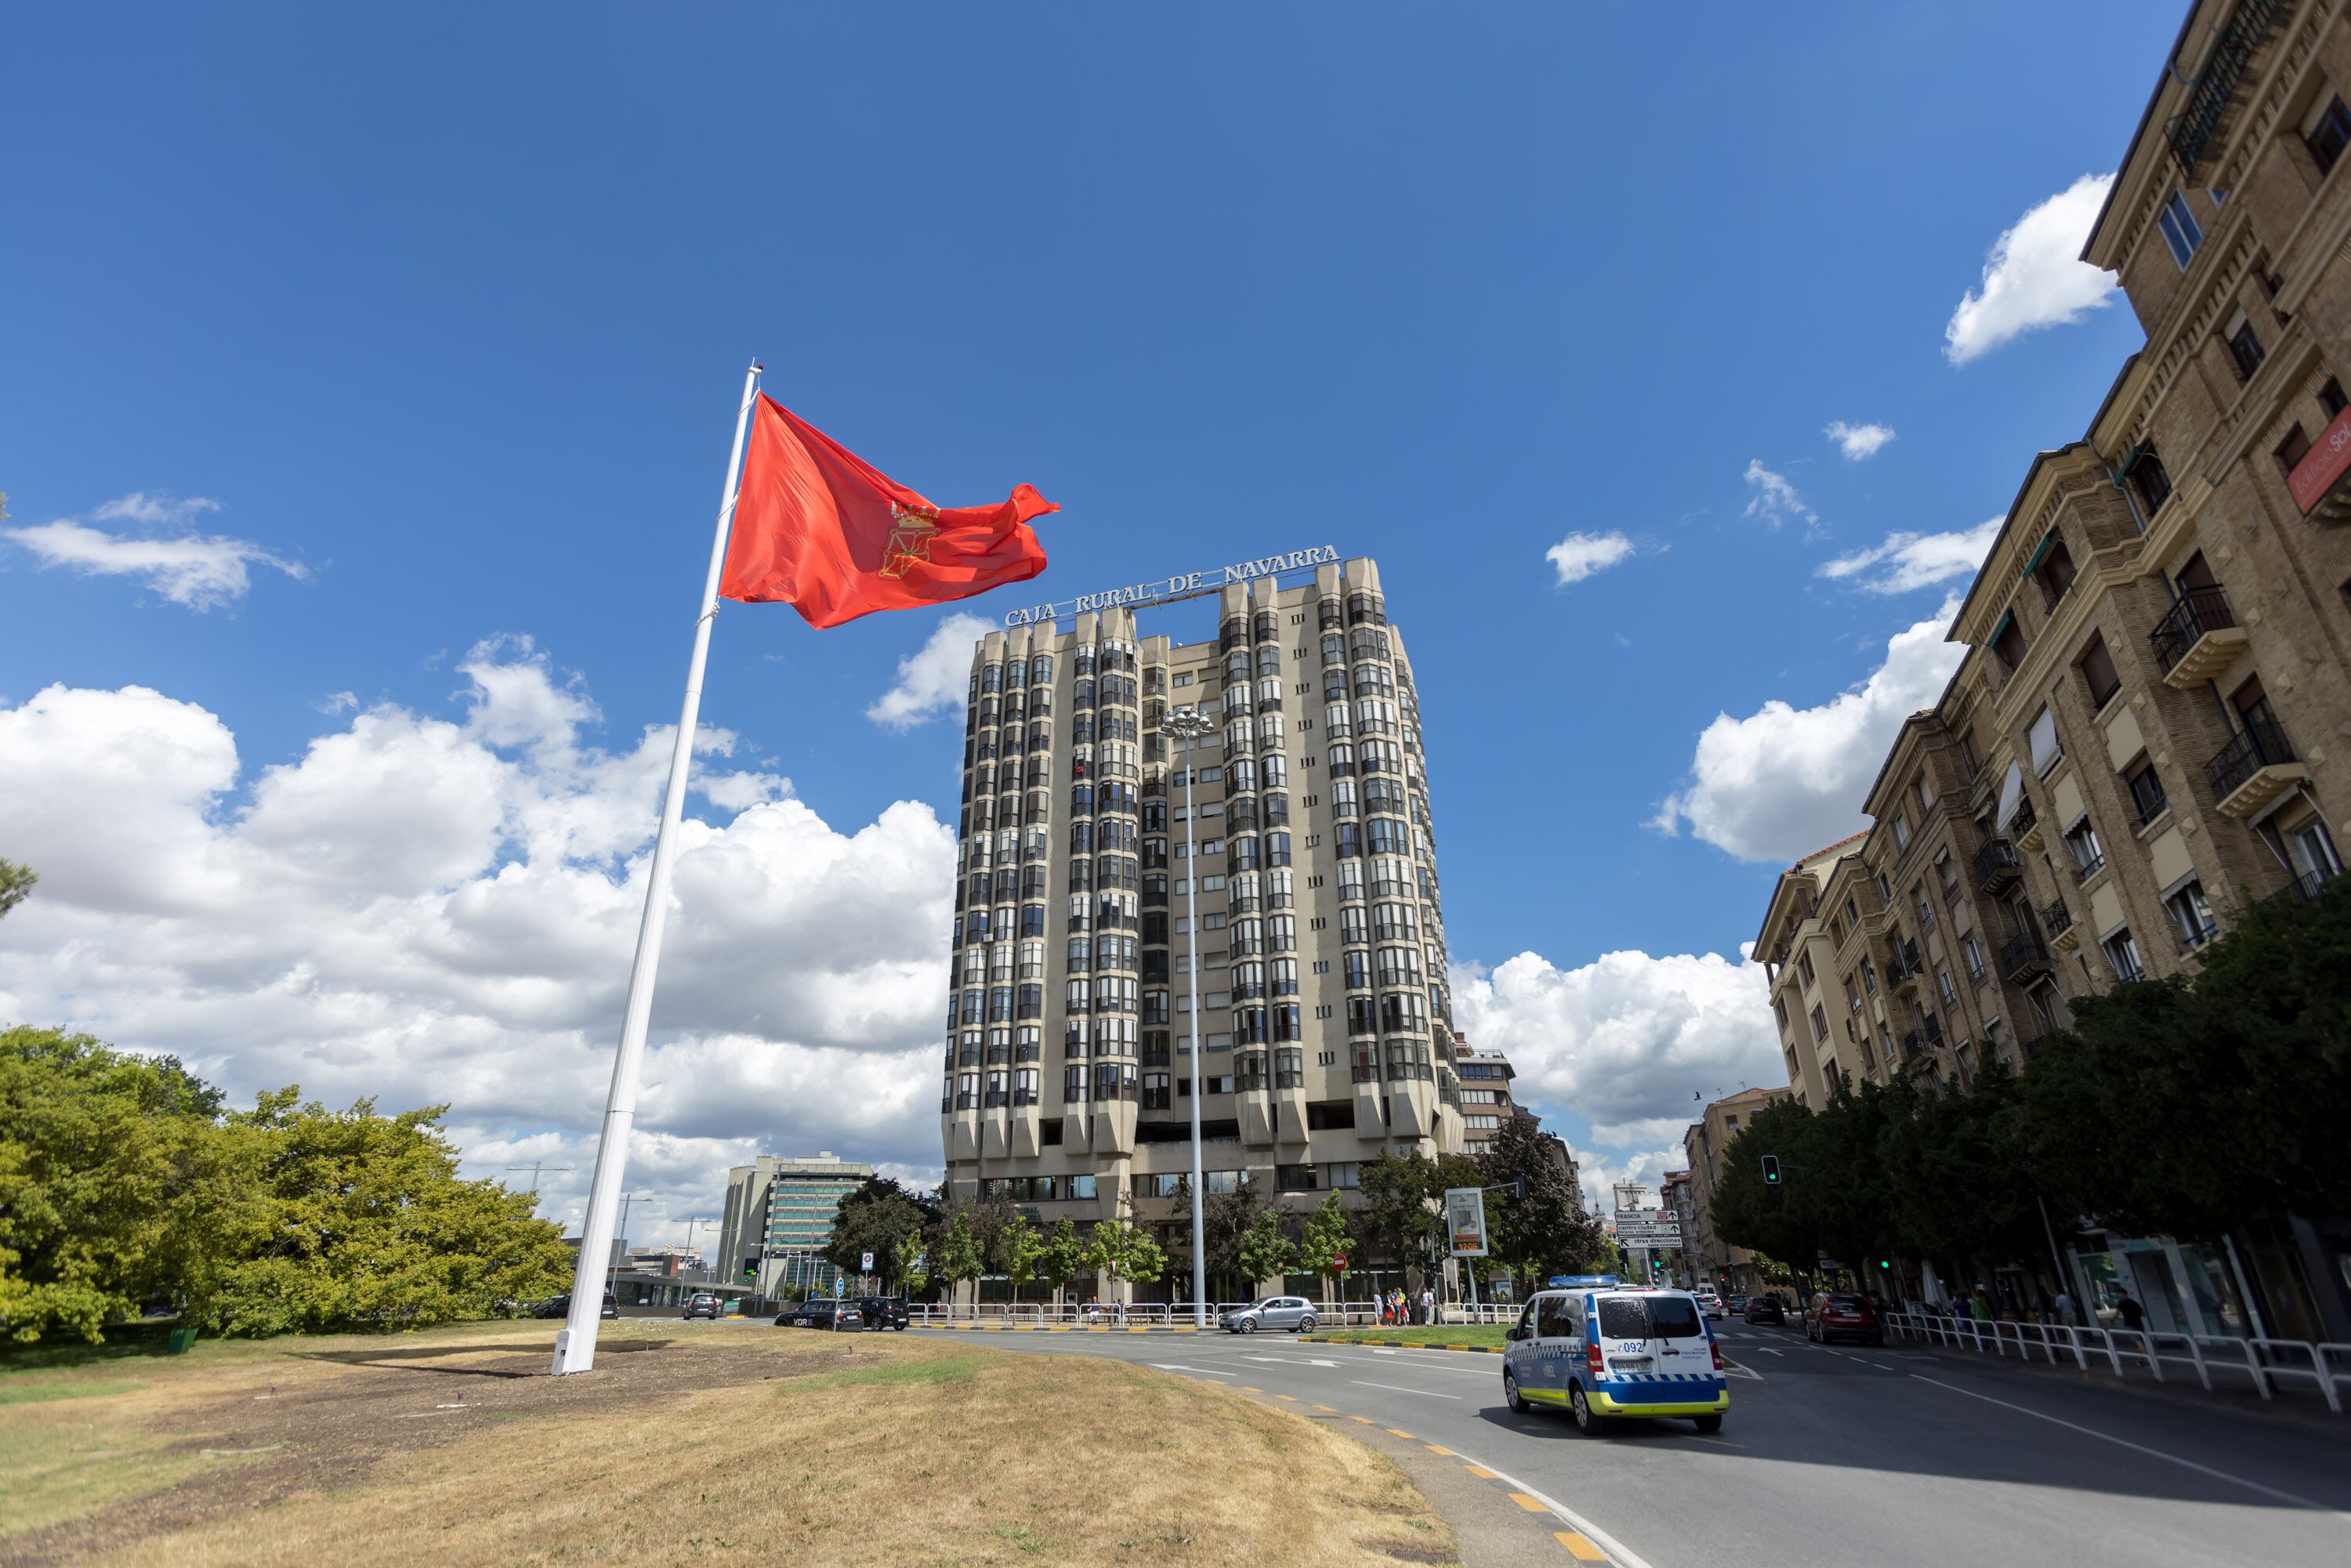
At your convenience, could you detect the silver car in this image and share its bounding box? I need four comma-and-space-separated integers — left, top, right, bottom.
1219, 1295, 1319, 1334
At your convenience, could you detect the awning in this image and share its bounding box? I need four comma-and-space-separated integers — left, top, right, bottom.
1989, 609, 2016, 648
1994, 762, 2025, 831
2020, 534, 2056, 581
2110, 440, 2150, 487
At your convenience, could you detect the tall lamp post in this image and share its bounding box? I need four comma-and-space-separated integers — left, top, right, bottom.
1162, 706, 1216, 1330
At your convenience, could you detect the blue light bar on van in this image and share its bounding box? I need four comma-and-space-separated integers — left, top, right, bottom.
1548, 1274, 1621, 1288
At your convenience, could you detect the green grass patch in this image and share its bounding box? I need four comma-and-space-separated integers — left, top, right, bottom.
1310, 1325, 1506, 1349
787, 1350, 991, 1392
0, 1378, 151, 1407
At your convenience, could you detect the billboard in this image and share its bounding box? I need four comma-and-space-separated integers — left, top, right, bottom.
1444, 1187, 1489, 1258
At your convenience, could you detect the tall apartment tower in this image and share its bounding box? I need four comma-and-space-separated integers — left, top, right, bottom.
940, 556, 1465, 1292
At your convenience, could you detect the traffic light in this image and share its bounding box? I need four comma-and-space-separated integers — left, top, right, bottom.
1761, 1154, 1782, 1185
1878, 1259, 1892, 1272
741, 1256, 758, 1282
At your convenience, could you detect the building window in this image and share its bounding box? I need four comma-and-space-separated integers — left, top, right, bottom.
2028, 706, 2063, 777
2224, 313, 2266, 383
2164, 880, 2219, 949
2307, 94, 2351, 176
1892, 811, 1911, 851
2063, 819, 2105, 879
1962, 934, 1984, 980
2079, 636, 2121, 711
2103, 927, 2146, 983
1276, 1164, 1317, 1192
2125, 755, 2168, 824
2157, 189, 2202, 270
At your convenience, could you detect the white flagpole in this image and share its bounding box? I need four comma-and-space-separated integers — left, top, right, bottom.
552, 360, 763, 1375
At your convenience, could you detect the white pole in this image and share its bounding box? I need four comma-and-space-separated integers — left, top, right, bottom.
552, 360, 763, 1375
1181, 726, 1208, 1328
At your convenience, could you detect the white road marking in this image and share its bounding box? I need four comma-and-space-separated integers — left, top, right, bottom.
1372, 1348, 1398, 1355
1722, 1362, 1763, 1381
1350, 1379, 1462, 1400
1242, 1354, 1340, 1367
1147, 1364, 1232, 1377
1753, 1347, 1785, 1357
1908, 1374, 2348, 1515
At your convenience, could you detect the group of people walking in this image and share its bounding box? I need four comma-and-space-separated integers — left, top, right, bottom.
1375, 1286, 1438, 1326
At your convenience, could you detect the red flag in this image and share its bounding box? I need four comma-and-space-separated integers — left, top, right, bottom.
717, 395, 1055, 629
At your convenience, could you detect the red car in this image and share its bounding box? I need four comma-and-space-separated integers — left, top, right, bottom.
1804, 1291, 1882, 1345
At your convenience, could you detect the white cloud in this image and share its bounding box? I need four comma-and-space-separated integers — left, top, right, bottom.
317, 691, 360, 715
1818, 517, 2002, 595
1452, 948, 1781, 1156
3, 493, 306, 610
1944, 173, 2120, 364
1651, 598, 1965, 862
866, 612, 994, 731
0, 643, 955, 1246
1825, 421, 1896, 462
1545, 531, 1635, 586
1741, 462, 1819, 534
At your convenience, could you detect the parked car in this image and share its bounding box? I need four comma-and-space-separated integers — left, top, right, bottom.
1502, 1284, 1726, 1434
1743, 1295, 1786, 1325
853, 1296, 911, 1331
1694, 1291, 1726, 1320
533, 1292, 619, 1320
1219, 1296, 1319, 1334
1804, 1291, 1883, 1345
1725, 1294, 1748, 1314
777, 1300, 868, 1331
681, 1293, 723, 1320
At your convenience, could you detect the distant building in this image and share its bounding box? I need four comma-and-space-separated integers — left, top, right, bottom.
1661, 1171, 1696, 1287
1446, 1035, 1524, 1152
1683, 1086, 1791, 1298
714, 1151, 876, 1300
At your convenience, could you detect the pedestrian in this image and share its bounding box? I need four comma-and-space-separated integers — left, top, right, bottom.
1420, 1285, 1436, 1326
2116, 1290, 2146, 1333
1969, 1286, 1994, 1324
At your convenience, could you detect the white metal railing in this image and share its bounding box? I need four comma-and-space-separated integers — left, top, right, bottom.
895, 1297, 1521, 1330
1881, 1310, 2346, 1414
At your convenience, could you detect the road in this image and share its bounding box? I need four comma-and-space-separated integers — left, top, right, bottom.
908, 1318, 2351, 1566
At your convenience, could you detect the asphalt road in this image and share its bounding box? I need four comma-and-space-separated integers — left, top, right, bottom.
906, 1319, 2351, 1567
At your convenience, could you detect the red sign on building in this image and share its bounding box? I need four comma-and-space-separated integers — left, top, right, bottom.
2288, 405, 2351, 514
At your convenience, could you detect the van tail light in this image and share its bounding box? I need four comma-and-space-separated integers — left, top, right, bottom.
1710, 1341, 1723, 1371
1585, 1342, 1604, 1378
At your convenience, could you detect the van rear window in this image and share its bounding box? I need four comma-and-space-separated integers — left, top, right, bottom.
1599, 1297, 1704, 1340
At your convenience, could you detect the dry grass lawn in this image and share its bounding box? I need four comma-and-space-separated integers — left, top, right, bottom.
0, 1322, 1454, 1567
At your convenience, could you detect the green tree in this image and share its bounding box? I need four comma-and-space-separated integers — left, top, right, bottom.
0, 857, 35, 923
1476, 1118, 1606, 1288
893, 1229, 930, 1298
934, 1211, 984, 1302
1295, 1193, 1354, 1301
1235, 1206, 1296, 1292
1038, 1218, 1085, 1307
822, 1176, 934, 1292
1201, 1175, 1269, 1298
0, 1028, 223, 1342
1002, 1212, 1042, 1305
185, 1088, 572, 1337
1357, 1152, 1440, 1282
1080, 1204, 1168, 1291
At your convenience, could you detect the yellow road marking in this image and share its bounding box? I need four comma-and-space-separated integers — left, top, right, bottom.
1349, 1416, 1374, 1424
1313, 1404, 1337, 1412
1386, 1428, 1415, 1439
1241, 1385, 1262, 1392
1508, 1493, 1549, 1512
1463, 1465, 1500, 1479
1424, 1444, 1454, 1456
1555, 1530, 1607, 1561
1277, 1394, 1299, 1401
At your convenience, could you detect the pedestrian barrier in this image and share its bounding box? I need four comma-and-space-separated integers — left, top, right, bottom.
899, 1298, 1517, 1331
1881, 1310, 2347, 1414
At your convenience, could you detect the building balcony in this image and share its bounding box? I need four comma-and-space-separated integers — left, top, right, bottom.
2163, 0, 2284, 177
2273, 864, 2341, 907
1889, 939, 1923, 994
2150, 588, 2248, 688
2043, 896, 2079, 954
2206, 716, 2306, 820
1972, 837, 2021, 895
2000, 932, 2051, 985
2012, 795, 2044, 855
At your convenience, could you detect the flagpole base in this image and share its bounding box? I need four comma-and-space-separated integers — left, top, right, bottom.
550, 1325, 599, 1376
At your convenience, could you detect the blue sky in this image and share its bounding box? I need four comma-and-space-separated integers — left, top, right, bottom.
0, 3, 2180, 1229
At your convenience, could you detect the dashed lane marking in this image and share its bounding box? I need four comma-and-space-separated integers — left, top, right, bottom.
1147, 1364, 1231, 1377
1353, 1380, 1462, 1400
1424, 1443, 1455, 1456
1240, 1385, 1262, 1392
1313, 1404, 1337, 1411
1386, 1428, 1415, 1439
1349, 1415, 1375, 1424
1555, 1530, 1608, 1561
1507, 1493, 1549, 1512
1276, 1394, 1299, 1401
1463, 1465, 1500, 1479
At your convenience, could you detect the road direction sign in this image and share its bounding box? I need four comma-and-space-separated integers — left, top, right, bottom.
860, 1251, 875, 1273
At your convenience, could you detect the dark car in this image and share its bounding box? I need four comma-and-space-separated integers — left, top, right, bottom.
853, 1296, 911, 1331
1743, 1294, 1786, 1326
533, 1292, 620, 1320
1804, 1291, 1883, 1345
777, 1300, 867, 1331
681, 1293, 723, 1320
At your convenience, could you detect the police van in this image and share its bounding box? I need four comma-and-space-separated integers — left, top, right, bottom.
1501, 1277, 1727, 1433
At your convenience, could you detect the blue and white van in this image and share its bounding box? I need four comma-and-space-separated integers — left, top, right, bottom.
1502, 1284, 1728, 1433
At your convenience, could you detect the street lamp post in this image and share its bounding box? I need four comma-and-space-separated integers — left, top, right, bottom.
1163, 707, 1216, 1331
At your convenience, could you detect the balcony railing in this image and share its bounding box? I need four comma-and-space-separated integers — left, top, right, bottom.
2164, 0, 2284, 176
2150, 587, 2238, 675
2206, 715, 2295, 803
2000, 932, 2051, 983
2277, 864, 2341, 906
1972, 837, 2021, 893
2041, 898, 2073, 940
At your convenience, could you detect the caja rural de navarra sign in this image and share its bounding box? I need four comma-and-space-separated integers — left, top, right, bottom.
1002, 545, 1341, 626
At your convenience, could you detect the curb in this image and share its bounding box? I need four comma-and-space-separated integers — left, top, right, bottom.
1302, 1335, 1502, 1354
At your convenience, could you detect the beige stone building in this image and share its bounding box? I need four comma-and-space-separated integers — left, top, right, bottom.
1753, 0, 2351, 1341
940, 556, 1467, 1299
1680, 1086, 1790, 1297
